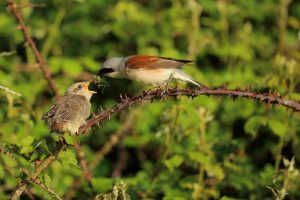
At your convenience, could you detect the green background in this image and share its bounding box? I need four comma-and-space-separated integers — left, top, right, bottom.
1, 0, 300, 199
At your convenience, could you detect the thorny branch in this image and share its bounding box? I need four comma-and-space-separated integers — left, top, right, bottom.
6, 0, 58, 97
29, 178, 63, 200
73, 143, 91, 181
64, 118, 132, 200
9, 144, 66, 200
0, 85, 21, 97
80, 86, 300, 133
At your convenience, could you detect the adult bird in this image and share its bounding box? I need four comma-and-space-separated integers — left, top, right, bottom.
42, 81, 96, 135
97, 55, 203, 88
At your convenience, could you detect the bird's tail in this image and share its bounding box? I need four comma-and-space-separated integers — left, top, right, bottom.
173, 69, 204, 88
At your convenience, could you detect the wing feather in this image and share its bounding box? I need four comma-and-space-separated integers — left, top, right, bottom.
42, 94, 89, 124
125, 55, 192, 70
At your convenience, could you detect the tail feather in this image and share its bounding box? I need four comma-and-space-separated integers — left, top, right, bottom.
173, 69, 203, 88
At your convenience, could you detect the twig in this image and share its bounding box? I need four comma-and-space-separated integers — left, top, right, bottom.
9, 144, 66, 200
89, 119, 132, 171
6, 0, 58, 97
0, 146, 17, 160
73, 143, 91, 181
24, 189, 36, 200
112, 147, 129, 177
80, 87, 300, 133
0, 51, 16, 57
64, 119, 132, 200
0, 85, 21, 97
29, 178, 62, 200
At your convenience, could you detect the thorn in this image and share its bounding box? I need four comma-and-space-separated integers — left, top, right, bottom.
246, 85, 252, 92
232, 95, 237, 101
220, 82, 228, 89
124, 94, 129, 101
215, 95, 221, 102
142, 90, 147, 96
174, 84, 178, 90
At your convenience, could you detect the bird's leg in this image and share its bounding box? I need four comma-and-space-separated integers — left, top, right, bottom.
166, 71, 175, 92
160, 71, 175, 96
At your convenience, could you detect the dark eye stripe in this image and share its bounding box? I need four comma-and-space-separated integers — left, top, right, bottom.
97, 68, 114, 76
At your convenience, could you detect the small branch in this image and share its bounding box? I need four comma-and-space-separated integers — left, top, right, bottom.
112, 147, 129, 178
9, 144, 66, 200
89, 119, 132, 171
64, 119, 132, 200
0, 146, 17, 160
80, 87, 300, 133
73, 143, 91, 181
0, 51, 16, 57
6, 0, 58, 97
0, 85, 21, 97
29, 178, 62, 200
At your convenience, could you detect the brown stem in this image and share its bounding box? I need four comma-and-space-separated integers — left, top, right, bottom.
112, 147, 129, 178
29, 178, 62, 200
64, 118, 132, 200
73, 143, 91, 181
6, 0, 58, 97
80, 87, 300, 133
9, 144, 66, 200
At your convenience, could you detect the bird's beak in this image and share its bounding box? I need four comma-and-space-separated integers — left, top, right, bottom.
84, 81, 97, 93
97, 68, 114, 77
97, 69, 105, 77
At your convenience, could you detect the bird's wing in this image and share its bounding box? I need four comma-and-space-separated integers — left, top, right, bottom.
42, 95, 88, 123
54, 95, 88, 123
125, 55, 192, 70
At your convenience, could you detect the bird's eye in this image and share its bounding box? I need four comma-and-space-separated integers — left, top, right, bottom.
77, 85, 82, 89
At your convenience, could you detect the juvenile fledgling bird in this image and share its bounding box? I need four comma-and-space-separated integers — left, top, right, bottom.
42, 81, 96, 135
97, 55, 202, 88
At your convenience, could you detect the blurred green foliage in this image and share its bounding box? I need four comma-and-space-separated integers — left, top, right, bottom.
1, 0, 300, 199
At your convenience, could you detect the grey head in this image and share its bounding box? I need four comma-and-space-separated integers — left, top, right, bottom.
97, 57, 127, 78
65, 81, 96, 100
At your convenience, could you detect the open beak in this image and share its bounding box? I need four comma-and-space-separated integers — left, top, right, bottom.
84, 81, 97, 93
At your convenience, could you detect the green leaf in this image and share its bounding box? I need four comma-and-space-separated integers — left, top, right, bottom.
244, 116, 267, 137
43, 173, 51, 187
208, 165, 225, 180
21, 136, 34, 146
92, 178, 114, 192
64, 133, 77, 145
164, 155, 183, 171
80, 57, 99, 71
59, 149, 78, 168
15, 169, 27, 179
62, 58, 83, 76
220, 196, 240, 200
20, 146, 34, 155
268, 119, 287, 138
188, 151, 209, 164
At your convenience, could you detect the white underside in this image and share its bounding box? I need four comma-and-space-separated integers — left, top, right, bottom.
126, 68, 200, 87
126, 68, 175, 86
63, 119, 85, 135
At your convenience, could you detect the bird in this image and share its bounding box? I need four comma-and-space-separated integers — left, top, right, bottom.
42, 81, 96, 135
97, 55, 203, 89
